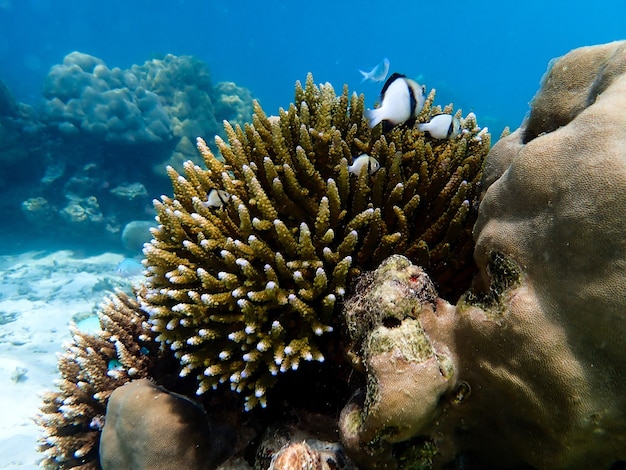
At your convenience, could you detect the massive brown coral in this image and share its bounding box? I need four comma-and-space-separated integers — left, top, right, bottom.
339, 41, 626, 470
139, 73, 488, 409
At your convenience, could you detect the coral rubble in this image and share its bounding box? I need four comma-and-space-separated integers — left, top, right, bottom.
140, 73, 487, 409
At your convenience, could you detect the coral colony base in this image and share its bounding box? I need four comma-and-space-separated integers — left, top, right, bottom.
37, 41, 626, 470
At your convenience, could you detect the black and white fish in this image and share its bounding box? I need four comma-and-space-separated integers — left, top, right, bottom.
359, 58, 390, 83
348, 154, 380, 175
365, 73, 426, 128
418, 114, 461, 139
204, 189, 230, 208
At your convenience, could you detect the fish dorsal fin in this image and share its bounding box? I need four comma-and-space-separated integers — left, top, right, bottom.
380, 72, 406, 99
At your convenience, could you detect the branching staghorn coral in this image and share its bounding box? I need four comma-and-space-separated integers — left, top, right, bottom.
140, 73, 489, 409
37, 291, 158, 470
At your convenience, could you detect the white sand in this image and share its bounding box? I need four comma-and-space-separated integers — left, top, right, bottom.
0, 250, 137, 469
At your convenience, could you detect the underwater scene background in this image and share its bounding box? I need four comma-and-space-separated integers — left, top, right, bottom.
0, 1, 625, 469
0, 0, 625, 252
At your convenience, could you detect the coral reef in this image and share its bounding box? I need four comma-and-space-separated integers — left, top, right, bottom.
8, 51, 254, 250
38, 73, 488, 468
140, 73, 488, 409
339, 41, 626, 469
37, 291, 159, 470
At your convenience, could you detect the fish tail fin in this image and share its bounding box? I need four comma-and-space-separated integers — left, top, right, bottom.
358, 69, 369, 82
364, 108, 383, 128
417, 122, 428, 132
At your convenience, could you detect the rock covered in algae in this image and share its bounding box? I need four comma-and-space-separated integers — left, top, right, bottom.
140, 73, 489, 409
339, 255, 456, 469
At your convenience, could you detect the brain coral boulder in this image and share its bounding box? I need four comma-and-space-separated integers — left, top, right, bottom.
338, 41, 626, 469
140, 73, 488, 410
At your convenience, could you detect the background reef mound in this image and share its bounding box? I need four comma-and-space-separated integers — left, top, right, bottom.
38, 73, 490, 469
7, 51, 254, 250
141, 72, 489, 409
40, 51, 253, 159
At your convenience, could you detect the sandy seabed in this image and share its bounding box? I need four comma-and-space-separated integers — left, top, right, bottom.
0, 250, 135, 469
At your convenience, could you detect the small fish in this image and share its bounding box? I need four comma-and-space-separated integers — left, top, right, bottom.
359, 58, 390, 83
115, 258, 144, 278
204, 189, 230, 208
418, 114, 461, 139
348, 154, 380, 175
365, 73, 426, 128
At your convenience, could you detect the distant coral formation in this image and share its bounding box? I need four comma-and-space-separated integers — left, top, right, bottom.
41, 51, 171, 143
0, 78, 42, 188
6, 51, 254, 249
40, 51, 252, 149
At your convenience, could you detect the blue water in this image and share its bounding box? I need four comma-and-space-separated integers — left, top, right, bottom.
0, 0, 624, 254
1, 0, 624, 132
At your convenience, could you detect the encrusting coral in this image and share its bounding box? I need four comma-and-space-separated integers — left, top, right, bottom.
139, 73, 489, 409
339, 41, 626, 469
36, 291, 159, 470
